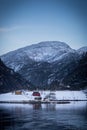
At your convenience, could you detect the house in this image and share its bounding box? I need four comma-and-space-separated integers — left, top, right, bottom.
15, 90, 22, 95
32, 91, 42, 101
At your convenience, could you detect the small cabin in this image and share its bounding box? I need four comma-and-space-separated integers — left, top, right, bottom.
15, 90, 22, 95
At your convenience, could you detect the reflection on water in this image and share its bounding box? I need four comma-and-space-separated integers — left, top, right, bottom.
45, 103, 56, 111
0, 102, 87, 130
33, 103, 42, 110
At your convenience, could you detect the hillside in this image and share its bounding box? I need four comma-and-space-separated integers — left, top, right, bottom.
0, 59, 32, 93
63, 52, 87, 89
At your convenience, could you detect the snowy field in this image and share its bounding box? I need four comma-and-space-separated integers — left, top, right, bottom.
0, 90, 87, 102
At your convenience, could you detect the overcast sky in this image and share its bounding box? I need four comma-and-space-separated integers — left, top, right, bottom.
0, 0, 87, 55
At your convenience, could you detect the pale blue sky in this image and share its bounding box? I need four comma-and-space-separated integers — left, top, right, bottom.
0, 0, 87, 55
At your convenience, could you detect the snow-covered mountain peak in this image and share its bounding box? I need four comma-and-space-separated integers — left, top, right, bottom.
1, 41, 76, 71
1, 41, 73, 62
32, 41, 70, 48
24, 41, 71, 50
20, 41, 74, 62
77, 46, 87, 55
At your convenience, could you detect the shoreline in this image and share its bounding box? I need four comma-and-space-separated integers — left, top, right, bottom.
0, 90, 87, 104
0, 100, 87, 104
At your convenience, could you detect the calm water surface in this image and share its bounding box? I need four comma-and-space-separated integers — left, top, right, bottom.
0, 102, 87, 130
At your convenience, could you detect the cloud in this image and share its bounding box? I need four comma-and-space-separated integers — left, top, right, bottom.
0, 26, 30, 32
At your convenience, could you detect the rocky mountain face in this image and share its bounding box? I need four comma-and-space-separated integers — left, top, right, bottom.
0, 59, 31, 93
1, 41, 87, 90
63, 52, 87, 90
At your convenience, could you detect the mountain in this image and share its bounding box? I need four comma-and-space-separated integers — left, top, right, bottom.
77, 46, 87, 55
1, 41, 87, 90
1, 41, 77, 70
1, 41, 75, 71
0, 59, 32, 93
63, 52, 87, 89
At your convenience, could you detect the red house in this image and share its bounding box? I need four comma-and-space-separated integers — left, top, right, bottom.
32, 91, 41, 101
32, 91, 40, 96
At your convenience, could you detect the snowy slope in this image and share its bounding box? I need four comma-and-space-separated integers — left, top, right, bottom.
0, 93, 29, 102
55, 91, 86, 100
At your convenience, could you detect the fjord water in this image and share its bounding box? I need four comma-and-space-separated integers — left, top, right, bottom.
0, 102, 87, 130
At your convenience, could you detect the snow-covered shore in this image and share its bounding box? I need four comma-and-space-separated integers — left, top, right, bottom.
0, 90, 87, 103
